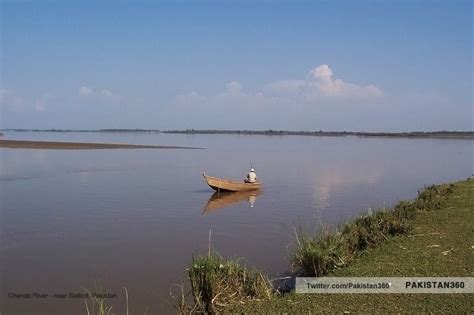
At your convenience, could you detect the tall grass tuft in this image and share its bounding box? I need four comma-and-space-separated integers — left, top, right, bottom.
83, 286, 130, 315
291, 183, 454, 277
83, 288, 113, 315
292, 228, 347, 277
187, 253, 274, 313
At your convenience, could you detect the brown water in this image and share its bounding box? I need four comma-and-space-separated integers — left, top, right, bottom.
1, 131, 472, 314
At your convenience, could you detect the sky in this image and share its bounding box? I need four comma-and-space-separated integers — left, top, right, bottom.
0, 0, 472, 131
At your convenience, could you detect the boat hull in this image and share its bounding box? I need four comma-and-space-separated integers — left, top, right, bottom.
202, 173, 262, 192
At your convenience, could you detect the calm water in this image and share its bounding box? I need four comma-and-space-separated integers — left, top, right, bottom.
1, 131, 472, 314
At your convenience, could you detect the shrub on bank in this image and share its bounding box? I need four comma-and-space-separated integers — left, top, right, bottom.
414, 184, 454, 211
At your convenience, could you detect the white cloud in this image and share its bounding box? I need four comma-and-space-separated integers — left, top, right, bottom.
100, 89, 113, 97
225, 81, 243, 95
1, 89, 54, 112
0, 89, 24, 107
173, 80, 271, 113
78, 85, 121, 103
263, 80, 306, 97
79, 86, 93, 96
265, 64, 383, 100
0, 88, 26, 112
173, 91, 206, 109
310, 64, 333, 82
172, 64, 383, 112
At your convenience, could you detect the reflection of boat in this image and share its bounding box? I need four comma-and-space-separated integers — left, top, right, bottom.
203, 190, 261, 214
202, 173, 262, 192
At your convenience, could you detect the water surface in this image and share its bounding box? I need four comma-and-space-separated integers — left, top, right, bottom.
1, 131, 472, 314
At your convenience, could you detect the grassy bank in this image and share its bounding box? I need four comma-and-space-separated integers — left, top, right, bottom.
232, 179, 473, 313
184, 179, 473, 313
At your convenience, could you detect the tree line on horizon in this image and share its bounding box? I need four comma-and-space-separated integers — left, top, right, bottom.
1, 128, 473, 138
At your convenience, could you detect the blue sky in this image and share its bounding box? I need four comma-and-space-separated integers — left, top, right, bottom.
1, 1, 472, 131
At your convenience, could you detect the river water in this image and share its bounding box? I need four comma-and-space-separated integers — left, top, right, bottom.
1, 131, 472, 314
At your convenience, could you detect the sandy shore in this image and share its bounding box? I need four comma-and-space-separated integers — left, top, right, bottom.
0, 139, 203, 150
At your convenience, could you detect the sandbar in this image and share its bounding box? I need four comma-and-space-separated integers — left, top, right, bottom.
0, 139, 203, 150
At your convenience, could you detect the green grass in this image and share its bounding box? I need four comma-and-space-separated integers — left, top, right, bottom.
83, 286, 129, 315
230, 179, 473, 313
180, 253, 275, 313
290, 184, 453, 278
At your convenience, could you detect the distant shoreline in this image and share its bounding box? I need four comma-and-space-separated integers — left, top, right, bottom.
2, 129, 473, 139
163, 129, 474, 139
0, 139, 203, 150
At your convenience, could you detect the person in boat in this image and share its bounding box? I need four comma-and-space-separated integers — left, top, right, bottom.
245, 168, 257, 183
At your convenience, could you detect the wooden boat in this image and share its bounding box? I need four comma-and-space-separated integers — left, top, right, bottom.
202, 173, 262, 192
203, 190, 261, 214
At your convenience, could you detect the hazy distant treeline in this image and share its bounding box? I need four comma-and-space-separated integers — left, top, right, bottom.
164, 129, 474, 139
2, 128, 161, 132
2, 129, 473, 139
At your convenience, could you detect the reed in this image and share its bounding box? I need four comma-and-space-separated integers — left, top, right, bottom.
83, 286, 129, 315
83, 288, 113, 315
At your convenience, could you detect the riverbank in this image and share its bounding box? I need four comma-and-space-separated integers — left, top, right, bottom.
164, 129, 474, 139
182, 179, 473, 313
0, 139, 203, 150
231, 179, 473, 313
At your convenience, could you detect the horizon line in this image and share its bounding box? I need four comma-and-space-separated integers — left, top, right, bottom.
1, 128, 473, 134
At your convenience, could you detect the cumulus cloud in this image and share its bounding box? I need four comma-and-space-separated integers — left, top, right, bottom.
1, 89, 54, 112
100, 89, 113, 97
173, 91, 207, 109
79, 86, 93, 96
0, 88, 31, 113
173, 80, 272, 113
0, 89, 24, 108
225, 81, 243, 95
78, 85, 121, 103
265, 64, 383, 100
173, 64, 383, 112
311, 64, 333, 82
